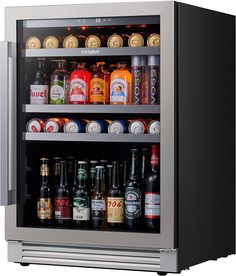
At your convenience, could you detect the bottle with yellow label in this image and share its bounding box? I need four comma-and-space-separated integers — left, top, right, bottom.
90, 62, 110, 104
110, 62, 132, 105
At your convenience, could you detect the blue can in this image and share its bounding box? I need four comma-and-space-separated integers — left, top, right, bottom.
63, 119, 86, 133
108, 120, 128, 134
86, 120, 109, 134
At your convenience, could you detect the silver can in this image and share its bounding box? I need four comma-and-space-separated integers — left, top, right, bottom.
128, 120, 146, 134
108, 120, 128, 134
148, 120, 161, 134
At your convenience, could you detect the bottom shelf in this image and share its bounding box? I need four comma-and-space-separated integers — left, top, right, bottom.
23, 133, 160, 143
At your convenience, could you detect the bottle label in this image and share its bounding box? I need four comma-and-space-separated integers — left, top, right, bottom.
107, 197, 124, 223
125, 187, 142, 219
30, 85, 49, 104
91, 199, 106, 221
73, 196, 90, 221
37, 198, 52, 219
132, 68, 142, 104
50, 81, 66, 104
54, 197, 71, 219
90, 77, 105, 103
110, 78, 128, 103
149, 67, 159, 104
144, 192, 160, 218
69, 78, 87, 103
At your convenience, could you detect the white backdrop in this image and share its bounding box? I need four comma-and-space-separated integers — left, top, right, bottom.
0, 0, 235, 275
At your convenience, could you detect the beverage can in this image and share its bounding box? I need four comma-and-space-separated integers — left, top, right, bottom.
148, 120, 161, 134
147, 33, 160, 47
63, 35, 79, 48
108, 120, 128, 134
63, 119, 86, 133
86, 120, 108, 134
128, 33, 144, 47
128, 119, 149, 134
25, 36, 41, 49
44, 118, 68, 133
107, 34, 123, 48
43, 36, 59, 49
85, 35, 101, 48
26, 118, 45, 133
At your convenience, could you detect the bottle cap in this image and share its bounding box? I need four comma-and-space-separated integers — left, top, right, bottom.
95, 166, 104, 169
131, 56, 146, 67
90, 160, 99, 164
148, 55, 160, 66
78, 161, 87, 164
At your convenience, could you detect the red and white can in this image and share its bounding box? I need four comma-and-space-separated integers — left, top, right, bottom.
148, 120, 160, 134
128, 119, 151, 134
44, 118, 68, 133
26, 118, 45, 132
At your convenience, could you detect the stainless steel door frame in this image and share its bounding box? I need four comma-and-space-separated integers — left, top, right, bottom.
5, 1, 175, 249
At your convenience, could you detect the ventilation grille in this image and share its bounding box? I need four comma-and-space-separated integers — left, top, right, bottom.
21, 243, 161, 271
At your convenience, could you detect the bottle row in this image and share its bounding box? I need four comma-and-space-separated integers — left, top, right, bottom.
26, 33, 160, 49
26, 118, 160, 135
37, 145, 160, 231
30, 57, 160, 105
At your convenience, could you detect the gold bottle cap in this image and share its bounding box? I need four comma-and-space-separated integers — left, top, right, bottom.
107, 34, 123, 48
43, 36, 59, 49
26, 36, 41, 49
147, 33, 160, 47
63, 35, 79, 48
128, 33, 144, 47
85, 35, 101, 48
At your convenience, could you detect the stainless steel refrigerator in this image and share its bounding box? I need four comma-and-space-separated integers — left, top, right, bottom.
0, 1, 235, 275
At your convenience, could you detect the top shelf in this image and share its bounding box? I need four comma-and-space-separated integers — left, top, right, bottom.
22, 47, 160, 58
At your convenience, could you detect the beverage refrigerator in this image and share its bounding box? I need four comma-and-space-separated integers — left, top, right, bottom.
0, 1, 235, 275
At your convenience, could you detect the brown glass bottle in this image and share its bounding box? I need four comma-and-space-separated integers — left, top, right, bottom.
144, 145, 160, 231
37, 158, 53, 225
125, 149, 142, 230
54, 160, 72, 226
91, 166, 106, 228
73, 161, 90, 227
52, 157, 62, 195
89, 160, 99, 195
107, 161, 124, 228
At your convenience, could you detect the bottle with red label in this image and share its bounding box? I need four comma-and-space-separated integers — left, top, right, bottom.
54, 160, 72, 225
69, 62, 91, 104
144, 144, 160, 231
30, 58, 49, 105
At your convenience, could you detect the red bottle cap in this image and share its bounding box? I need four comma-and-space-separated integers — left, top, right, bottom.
151, 145, 159, 166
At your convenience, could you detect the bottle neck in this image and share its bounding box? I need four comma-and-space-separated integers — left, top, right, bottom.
73, 162, 78, 187
141, 150, 148, 180
59, 162, 68, 188
41, 175, 49, 187
111, 162, 120, 189
95, 168, 104, 193
130, 151, 139, 180
77, 165, 87, 188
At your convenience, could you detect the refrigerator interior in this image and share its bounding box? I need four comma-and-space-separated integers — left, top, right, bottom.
17, 15, 161, 234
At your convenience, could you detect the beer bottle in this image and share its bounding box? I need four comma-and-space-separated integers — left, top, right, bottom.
73, 161, 90, 227
107, 161, 124, 228
144, 145, 160, 231
66, 156, 75, 192
100, 159, 108, 194
73, 159, 78, 191
52, 157, 62, 195
37, 158, 53, 225
122, 161, 128, 192
107, 164, 113, 190
89, 160, 99, 196
141, 148, 149, 190
91, 166, 106, 228
54, 160, 72, 225
125, 149, 142, 230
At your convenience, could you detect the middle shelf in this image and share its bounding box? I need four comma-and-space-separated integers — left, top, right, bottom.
23, 133, 160, 143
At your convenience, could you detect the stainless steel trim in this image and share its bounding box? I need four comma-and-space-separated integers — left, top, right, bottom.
23, 104, 160, 114
5, 1, 175, 249
0, 41, 16, 206
8, 241, 178, 272
23, 133, 160, 143
235, 16, 236, 253
23, 47, 159, 58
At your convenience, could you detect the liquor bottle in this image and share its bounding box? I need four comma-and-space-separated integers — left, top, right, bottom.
30, 58, 49, 105
89, 160, 99, 196
52, 157, 62, 195
107, 164, 113, 189
69, 62, 91, 104
125, 149, 142, 230
54, 161, 72, 225
73, 161, 90, 226
131, 56, 145, 105
90, 62, 110, 105
107, 161, 124, 228
144, 145, 160, 231
91, 166, 106, 228
37, 158, 53, 225
50, 60, 70, 104
110, 62, 132, 105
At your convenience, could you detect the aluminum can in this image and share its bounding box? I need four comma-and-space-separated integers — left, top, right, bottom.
107, 34, 123, 48
128, 119, 150, 134
25, 36, 41, 49
148, 120, 160, 134
128, 33, 144, 47
86, 120, 109, 134
108, 120, 128, 134
44, 118, 68, 133
63, 119, 86, 133
147, 33, 160, 47
85, 35, 101, 48
43, 36, 59, 49
26, 118, 45, 132
63, 35, 79, 48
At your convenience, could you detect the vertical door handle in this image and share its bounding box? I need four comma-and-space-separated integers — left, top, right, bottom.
0, 41, 16, 206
